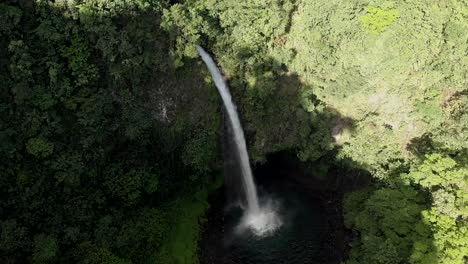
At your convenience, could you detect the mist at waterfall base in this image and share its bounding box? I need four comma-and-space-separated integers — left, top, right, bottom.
202, 160, 327, 264
196, 45, 281, 237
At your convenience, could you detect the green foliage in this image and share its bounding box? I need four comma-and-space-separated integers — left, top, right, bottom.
156, 189, 211, 264
422, 210, 468, 264
276, 0, 467, 177
0, 1, 220, 263
103, 167, 157, 206
360, 3, 400, 34
162, 0, 294, 65
345, 154, 468, 263
162, 1, 221, 63
404, 154, 468, 263
26, 137, 54, 158
0, 220, 29, 254
344, 186, 433, 264
0, 3, 21, 36
404, 154, 467, 218
81, 246, 131, 264
32, 234, 59, 264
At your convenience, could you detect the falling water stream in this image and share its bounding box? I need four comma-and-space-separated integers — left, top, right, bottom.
196, 46, 281, 236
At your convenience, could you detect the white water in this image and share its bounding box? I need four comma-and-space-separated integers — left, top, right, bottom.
196, 46, 281, 236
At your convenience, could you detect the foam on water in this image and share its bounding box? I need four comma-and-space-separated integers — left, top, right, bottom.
238, 199, 282, 237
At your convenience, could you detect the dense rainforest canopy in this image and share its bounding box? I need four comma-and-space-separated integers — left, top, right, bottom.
0, 0, 467, 263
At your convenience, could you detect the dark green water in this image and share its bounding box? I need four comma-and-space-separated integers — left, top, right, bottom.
223, 184, 325, 264
199, 152, 353, 264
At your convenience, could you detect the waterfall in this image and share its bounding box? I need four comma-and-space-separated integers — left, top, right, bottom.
196, 45, 260, 215
197, 46, 281, 236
